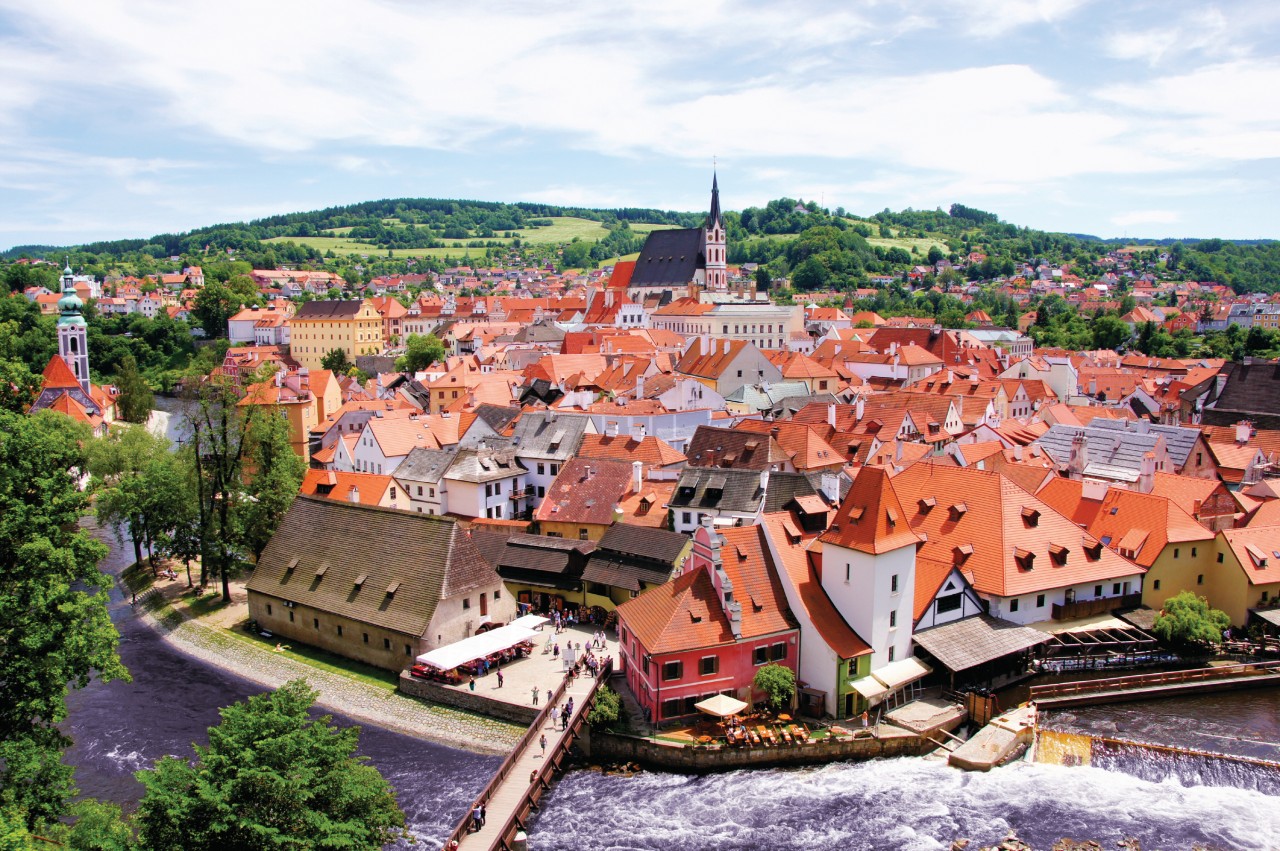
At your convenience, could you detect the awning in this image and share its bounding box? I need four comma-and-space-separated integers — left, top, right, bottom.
912, 614, 1050, 673
415, 624, 537, 670
695, 694, 749, 718
850, 676, 890, 703
871, 656, 932, 690
510, 614, 550, 630
1252, 608, 1280, 628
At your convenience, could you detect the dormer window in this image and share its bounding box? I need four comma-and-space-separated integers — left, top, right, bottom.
1049, 544, 1069, 565
952, 544, 973, 565
1021, 507, 1040, 528
1015, 548, 1036, 571
1084, 540, 1103, 560
949, 502, 968, 521
848, 506, 865, 522
919, 497, 936, 513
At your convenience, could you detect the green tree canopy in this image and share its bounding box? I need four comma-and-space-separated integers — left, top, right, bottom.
400, 333, 445, 373
753, 664, 795, 712
113, 354, 154, 424
238, 411, 306, 563
320, 348, 350, 373
0, 410, 127, 827
1153, 591, 1230, 649
133, 680, 406, 851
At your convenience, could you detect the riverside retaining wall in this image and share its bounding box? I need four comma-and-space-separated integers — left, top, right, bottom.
398, 673, 539, 726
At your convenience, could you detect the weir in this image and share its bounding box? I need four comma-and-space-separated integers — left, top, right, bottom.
444, 658, 613, 851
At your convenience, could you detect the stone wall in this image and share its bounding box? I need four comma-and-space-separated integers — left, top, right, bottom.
398, 672, 539, 725
587, 724, 957, 772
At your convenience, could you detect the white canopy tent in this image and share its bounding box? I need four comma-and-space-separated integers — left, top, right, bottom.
415, 624, 537, 670
511, 614, 550, 630
695, 694, 749, 718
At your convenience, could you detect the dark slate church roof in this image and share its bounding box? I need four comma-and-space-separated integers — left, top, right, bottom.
629, 228, 706, 287
1203, 360, 1280, 430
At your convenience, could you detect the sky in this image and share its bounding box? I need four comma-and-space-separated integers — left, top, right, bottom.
2, 0, 1279, 249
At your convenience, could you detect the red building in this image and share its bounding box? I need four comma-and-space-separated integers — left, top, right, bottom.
615, 523, 799, 722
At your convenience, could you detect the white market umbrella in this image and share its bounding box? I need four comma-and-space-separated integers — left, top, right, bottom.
695, 694, 749, 719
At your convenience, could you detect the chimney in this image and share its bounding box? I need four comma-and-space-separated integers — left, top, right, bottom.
348, 485, 360, 503
759, 469, 770, 493
827, 403, 837, 429
605, 420, 619, 438
632, 422, 646, 440
1137, 452, 1155, 493
635, 373, 645, 398
1236, 420, 1252, 445
820, 472, 840, 504
1068, 431, 1088, 479
633, 460, 644, 494
1013, 444, 1023, 461
855, 394, 865, 422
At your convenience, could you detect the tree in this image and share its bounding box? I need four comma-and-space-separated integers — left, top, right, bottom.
183, 376, 259, 602
320, 348, 350, 373
1091, 315, 1131, 352
1153, 591, 1229, 649
790, 256, 828, 291
400, 333, 445, 373
238, 410, 306, 563
133, 680, 406, 851
191, 281, 238, 338
754, 266, 772, 291
0, 410, 127, 828
113, 354, 154, 424
0, 359, 41, 415
88, 426, 178, 572
753, 664, 795, 712
587, 685, 621, 730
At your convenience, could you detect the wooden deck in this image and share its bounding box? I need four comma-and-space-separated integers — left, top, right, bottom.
1030, 660, 1280, 709
445, 658, 613, 851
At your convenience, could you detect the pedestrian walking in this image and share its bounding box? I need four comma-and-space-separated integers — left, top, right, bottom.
860, 710, 869, 729
540, 733, 547, 757
545, 687, 553, 705
469, 676, 476, 692
532, 685, 540, 705
497, 670, 504, 688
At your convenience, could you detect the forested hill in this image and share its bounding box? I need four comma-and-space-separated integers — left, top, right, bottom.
5, 197, 1279, 294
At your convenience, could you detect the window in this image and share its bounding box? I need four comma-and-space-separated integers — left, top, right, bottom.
550, 464, 559, 475
889, 611, 898, 629
754, 646, 768, 665
1153, 579, 1161, 590
682, 512, 691, 525
1217, 553, 1224, 563
1010, 599, 1019, 613
266, 604, 273, 616
1197, 574, 1204, 585
405, 644, 412, 656
579, 529, 589, 541
463, 598, 471, 610
313, 618, 320, 629
888, 646, 896, 662
1094, 585, 1103, 598
737, 370, 743, 378
289, 611, 294, 622
1112, 583, 1121, 595
1034, 594, 1045, 608
770, 642, 787, 661
891, 574, 899, 594
1196, 452, 1203, 466
1174, 548, 1179, 559
662, 698, 681, 719
1192, 547, 1197, 557
494, 589, 501, 600
700, 656, 719, 676
336, 625, 343, 637
383, 638, 391, 650
936, 593, 962, 614
417, 485, 423, 496
363, 632, 369, 644
662, 660, 683, 681
429, 487, 436, 498
390, 486, 397, 500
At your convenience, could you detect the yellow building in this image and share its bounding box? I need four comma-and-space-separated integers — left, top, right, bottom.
289, 299, 383, 370
238, 368, 342, 461
1213, 526, 1280, 626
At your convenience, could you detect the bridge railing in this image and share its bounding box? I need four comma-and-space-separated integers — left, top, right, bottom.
1029, 659, 1280, 701
443, 656, 614, 851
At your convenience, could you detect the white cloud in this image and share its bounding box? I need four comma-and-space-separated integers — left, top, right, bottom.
1111, 209, 1180, 227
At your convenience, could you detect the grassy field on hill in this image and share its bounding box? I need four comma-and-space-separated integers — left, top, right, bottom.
266, 216, 678, 259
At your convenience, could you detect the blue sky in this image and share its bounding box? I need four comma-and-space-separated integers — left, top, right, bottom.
2, 0, 1279, 249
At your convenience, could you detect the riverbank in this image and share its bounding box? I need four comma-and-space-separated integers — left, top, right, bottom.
122, 567, 523, 756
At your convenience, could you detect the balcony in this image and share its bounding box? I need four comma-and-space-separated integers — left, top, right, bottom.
1052, 592, 1142, 621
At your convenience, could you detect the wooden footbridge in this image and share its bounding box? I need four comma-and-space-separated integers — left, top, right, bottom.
1030, 660, 1280, 709
444, 658, 613, 851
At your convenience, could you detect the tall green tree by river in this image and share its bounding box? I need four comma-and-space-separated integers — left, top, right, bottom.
0, 410, 127, 829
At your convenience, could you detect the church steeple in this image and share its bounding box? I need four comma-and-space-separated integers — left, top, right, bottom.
703, 172, 727, 291
56, 259, 91, 395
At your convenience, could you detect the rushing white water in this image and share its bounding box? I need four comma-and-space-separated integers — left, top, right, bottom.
528, 757, 1280, 850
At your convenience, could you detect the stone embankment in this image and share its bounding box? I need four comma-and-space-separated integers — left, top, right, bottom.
135, 601, 521, 755
951, 833, 1207, 850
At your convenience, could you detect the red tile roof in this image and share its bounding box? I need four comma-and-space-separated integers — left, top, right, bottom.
819, 466, 921, 554
717, 525, 799, 639
615, 567, 734, 654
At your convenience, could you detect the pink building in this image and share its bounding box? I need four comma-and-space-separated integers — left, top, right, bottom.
615, 523, 799, 722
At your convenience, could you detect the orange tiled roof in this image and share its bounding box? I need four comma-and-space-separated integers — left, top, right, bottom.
41, 354, 81, 389
1220, 525, 1280, 585
1086, 488, 1212, 567
717, 525, 800, 639
614, 567, 734, 654
579, 433, 686, 467
819, 466, 920, 554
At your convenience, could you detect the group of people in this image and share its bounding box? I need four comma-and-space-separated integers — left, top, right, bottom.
468, 803, 487, 833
